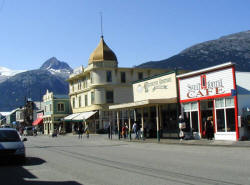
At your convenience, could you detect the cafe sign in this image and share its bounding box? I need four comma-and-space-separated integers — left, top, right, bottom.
133, 72, 177, 102
179, 67, 234, 102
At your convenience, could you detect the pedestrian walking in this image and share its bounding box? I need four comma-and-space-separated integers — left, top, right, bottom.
122, 124, 126, 139
132, 122, 139, 139
106, 122, 112, 139
85, 124, 89, 139
78, 123, 83, 139
178, 115, 186, 140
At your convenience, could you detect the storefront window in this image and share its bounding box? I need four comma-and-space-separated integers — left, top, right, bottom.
183, 102, 198, 133
216, 109, 225, 131
226, 108, 235, 131
191, 111, 198, 132
184, 112, 191, 132
215, 98, 224, 108
225, 98, 234, 107
215, 97, 235, 132
183, 103, 191, 111
191, 102, 198, 110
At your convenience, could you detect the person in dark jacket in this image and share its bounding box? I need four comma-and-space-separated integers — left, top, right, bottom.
78, 122, 84, 139
205, 117, 214, 140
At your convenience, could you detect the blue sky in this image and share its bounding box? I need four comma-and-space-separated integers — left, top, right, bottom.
0, 0, 249, 70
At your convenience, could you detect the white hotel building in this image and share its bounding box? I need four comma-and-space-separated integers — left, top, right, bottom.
66, 36, 169, 132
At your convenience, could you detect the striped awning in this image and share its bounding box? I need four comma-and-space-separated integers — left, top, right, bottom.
72, 111, 97, 121
63, 113, 81, 121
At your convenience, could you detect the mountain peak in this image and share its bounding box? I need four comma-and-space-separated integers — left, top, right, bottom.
40, 57, 73, 72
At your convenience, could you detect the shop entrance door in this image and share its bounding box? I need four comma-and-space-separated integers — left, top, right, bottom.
200, 100, 213, 138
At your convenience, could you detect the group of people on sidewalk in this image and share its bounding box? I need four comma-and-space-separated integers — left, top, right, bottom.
106, 121, 143, 140
178, 115, 214, 140
76, 122, 90, 139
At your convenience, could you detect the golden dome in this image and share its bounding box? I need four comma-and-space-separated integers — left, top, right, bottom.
88, 36, 117, 64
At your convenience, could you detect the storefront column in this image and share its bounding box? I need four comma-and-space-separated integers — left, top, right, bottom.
134, 109, 137, 122
116, 111, 120, 140
141, 108, 144, 140
128, 109, 131, 141
159, 105, 162, 137
198, 101, 202, 137
156, 104, 160, 142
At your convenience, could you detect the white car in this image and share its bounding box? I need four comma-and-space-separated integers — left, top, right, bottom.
0, 128, 27, 163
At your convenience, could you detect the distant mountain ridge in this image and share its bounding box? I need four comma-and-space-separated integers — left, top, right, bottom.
0, 66, 26, 83
137, 30, 250, 71
0, 57, 72, 111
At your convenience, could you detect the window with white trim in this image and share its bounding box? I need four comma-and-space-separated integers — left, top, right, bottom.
215, 97, 235, 132
57, 103, 65, 112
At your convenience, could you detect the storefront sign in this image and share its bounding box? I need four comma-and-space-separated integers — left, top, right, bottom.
133, 72, 177, 101
179, 67, 234, 102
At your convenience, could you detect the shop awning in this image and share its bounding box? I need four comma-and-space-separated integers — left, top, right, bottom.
109, 98, 177, 110
63, 113, 81, 121
32, 118, 43, 126
72, 111, 97, 121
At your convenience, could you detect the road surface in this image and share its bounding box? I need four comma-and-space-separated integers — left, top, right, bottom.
1, 135, 250, 185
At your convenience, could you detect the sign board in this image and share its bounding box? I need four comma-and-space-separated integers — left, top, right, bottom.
37, 113, 43, 118
133, 72, 177, 102
179, 67, 234, 102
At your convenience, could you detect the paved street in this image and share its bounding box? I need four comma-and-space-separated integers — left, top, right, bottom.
1, 135, 250, 185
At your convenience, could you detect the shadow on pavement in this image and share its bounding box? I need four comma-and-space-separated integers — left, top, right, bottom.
0, 157, 83, 185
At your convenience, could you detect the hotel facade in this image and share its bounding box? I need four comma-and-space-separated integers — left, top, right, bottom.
66, 36, 170, 132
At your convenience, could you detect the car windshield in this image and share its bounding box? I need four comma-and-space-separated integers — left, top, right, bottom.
0, 130, 21, 142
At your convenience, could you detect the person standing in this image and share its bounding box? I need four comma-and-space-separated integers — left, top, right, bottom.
78, 123, 83, 139
205, 117, 214, 140
85, 124, 89, 139
178, 115, 185, 140
132, 122, 138, 139
107, 122, 112, 139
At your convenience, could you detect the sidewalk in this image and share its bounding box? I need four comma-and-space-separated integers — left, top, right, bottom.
47, 133, 250, 147
110, 135, 250, 147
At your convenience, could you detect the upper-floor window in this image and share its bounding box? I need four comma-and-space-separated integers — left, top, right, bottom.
78, 80, 81, 90
78, 96, 81, 107
72, 98, 75, 108
57, 103, 65, 112
90, 72, 93, 84
138, 72, 143, 80
49, 104, 52, 112
106, 71, 112, 82
72, 82, 75, 92
85, 95, 88, 106
91, 92, 95, 104
121, 72, 126, 83
106, 91, 114, 103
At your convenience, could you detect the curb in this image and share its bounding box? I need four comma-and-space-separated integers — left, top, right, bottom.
108, 138, 250, 148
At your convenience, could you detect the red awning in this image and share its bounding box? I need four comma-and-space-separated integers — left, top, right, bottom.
32, 118, 43, 126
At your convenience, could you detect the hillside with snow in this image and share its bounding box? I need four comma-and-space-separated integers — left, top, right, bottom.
0, 66, 26, 82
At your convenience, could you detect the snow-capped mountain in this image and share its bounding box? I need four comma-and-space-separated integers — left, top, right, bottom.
0, 66, 26, 82
40, 57, 73, 79
0, 57, 73, 111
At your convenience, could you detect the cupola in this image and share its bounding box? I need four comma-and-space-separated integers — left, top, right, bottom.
88, 36, 118, 65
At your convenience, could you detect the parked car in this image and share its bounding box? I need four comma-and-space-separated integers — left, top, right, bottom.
0, 128, 27, 163
23, 126, 34, 136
